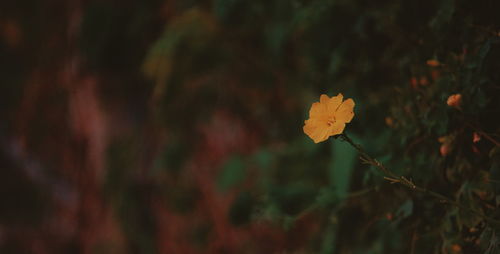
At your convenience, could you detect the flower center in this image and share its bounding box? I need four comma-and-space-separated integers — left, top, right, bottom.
326, 117, 336, 126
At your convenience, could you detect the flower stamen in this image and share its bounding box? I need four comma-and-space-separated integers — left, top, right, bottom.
327, 117, 336, 126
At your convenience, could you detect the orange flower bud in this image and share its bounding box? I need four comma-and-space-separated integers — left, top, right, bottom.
431, 70, 440, 80
438, 135, 454, 156
440, 144, 451, 156
385, 117, 394, 127
419, 77, 429, 86
426, 59, 440, 67
385, 213, 393, 220
473, 132, 481, 143
447, 94, 462, 108
451, 244, 462, 253
410, 77, 418, 89
438, 136, 447, 143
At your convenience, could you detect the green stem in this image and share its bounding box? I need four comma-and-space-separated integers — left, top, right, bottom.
339, 133, 500, 226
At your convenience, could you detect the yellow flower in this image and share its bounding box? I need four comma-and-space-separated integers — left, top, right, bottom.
303, 93, 355, 143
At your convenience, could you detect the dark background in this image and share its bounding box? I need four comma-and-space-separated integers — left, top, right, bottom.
1, 0, 499, 253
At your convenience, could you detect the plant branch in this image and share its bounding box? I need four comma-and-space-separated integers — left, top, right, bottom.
339, 133, 500, 226
464, 122, 500, 147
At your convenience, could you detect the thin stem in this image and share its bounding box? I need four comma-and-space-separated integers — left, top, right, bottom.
339, 133, 500, 226
294, 187, 373, 221
476, 130, 500, 147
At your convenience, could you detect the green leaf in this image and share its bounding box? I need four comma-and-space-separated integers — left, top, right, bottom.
396, 199, 413, 219
315, 187, 340, 208
329, 137, 357, 198
216, 156, 246, 191
265, 22, 289, 56
252, 149, 273, 169
429, 0, 455, 30
269, 184, 317, 217
477, 39, 492, 66
213, 0, 240, 20
283, 216, 296, 231
320, 225, 336, 254
490, 159, 500, 193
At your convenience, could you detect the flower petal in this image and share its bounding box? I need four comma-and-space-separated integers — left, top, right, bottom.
327, 93, 343, 112
311, 128, 330, 143
309, 102, 328, 119
320, 94, 330, 103
303, 119, 330, 143
335, 98, 355, 123
328, 121, 346, 136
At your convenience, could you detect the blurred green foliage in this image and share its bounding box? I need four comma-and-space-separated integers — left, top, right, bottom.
1, 0, 500, 253
137, 0, 500, 253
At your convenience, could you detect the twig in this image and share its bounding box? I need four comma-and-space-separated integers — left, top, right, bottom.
339, 133, 500, 226
294, 187, 373, 221
465, 122, 500, 147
